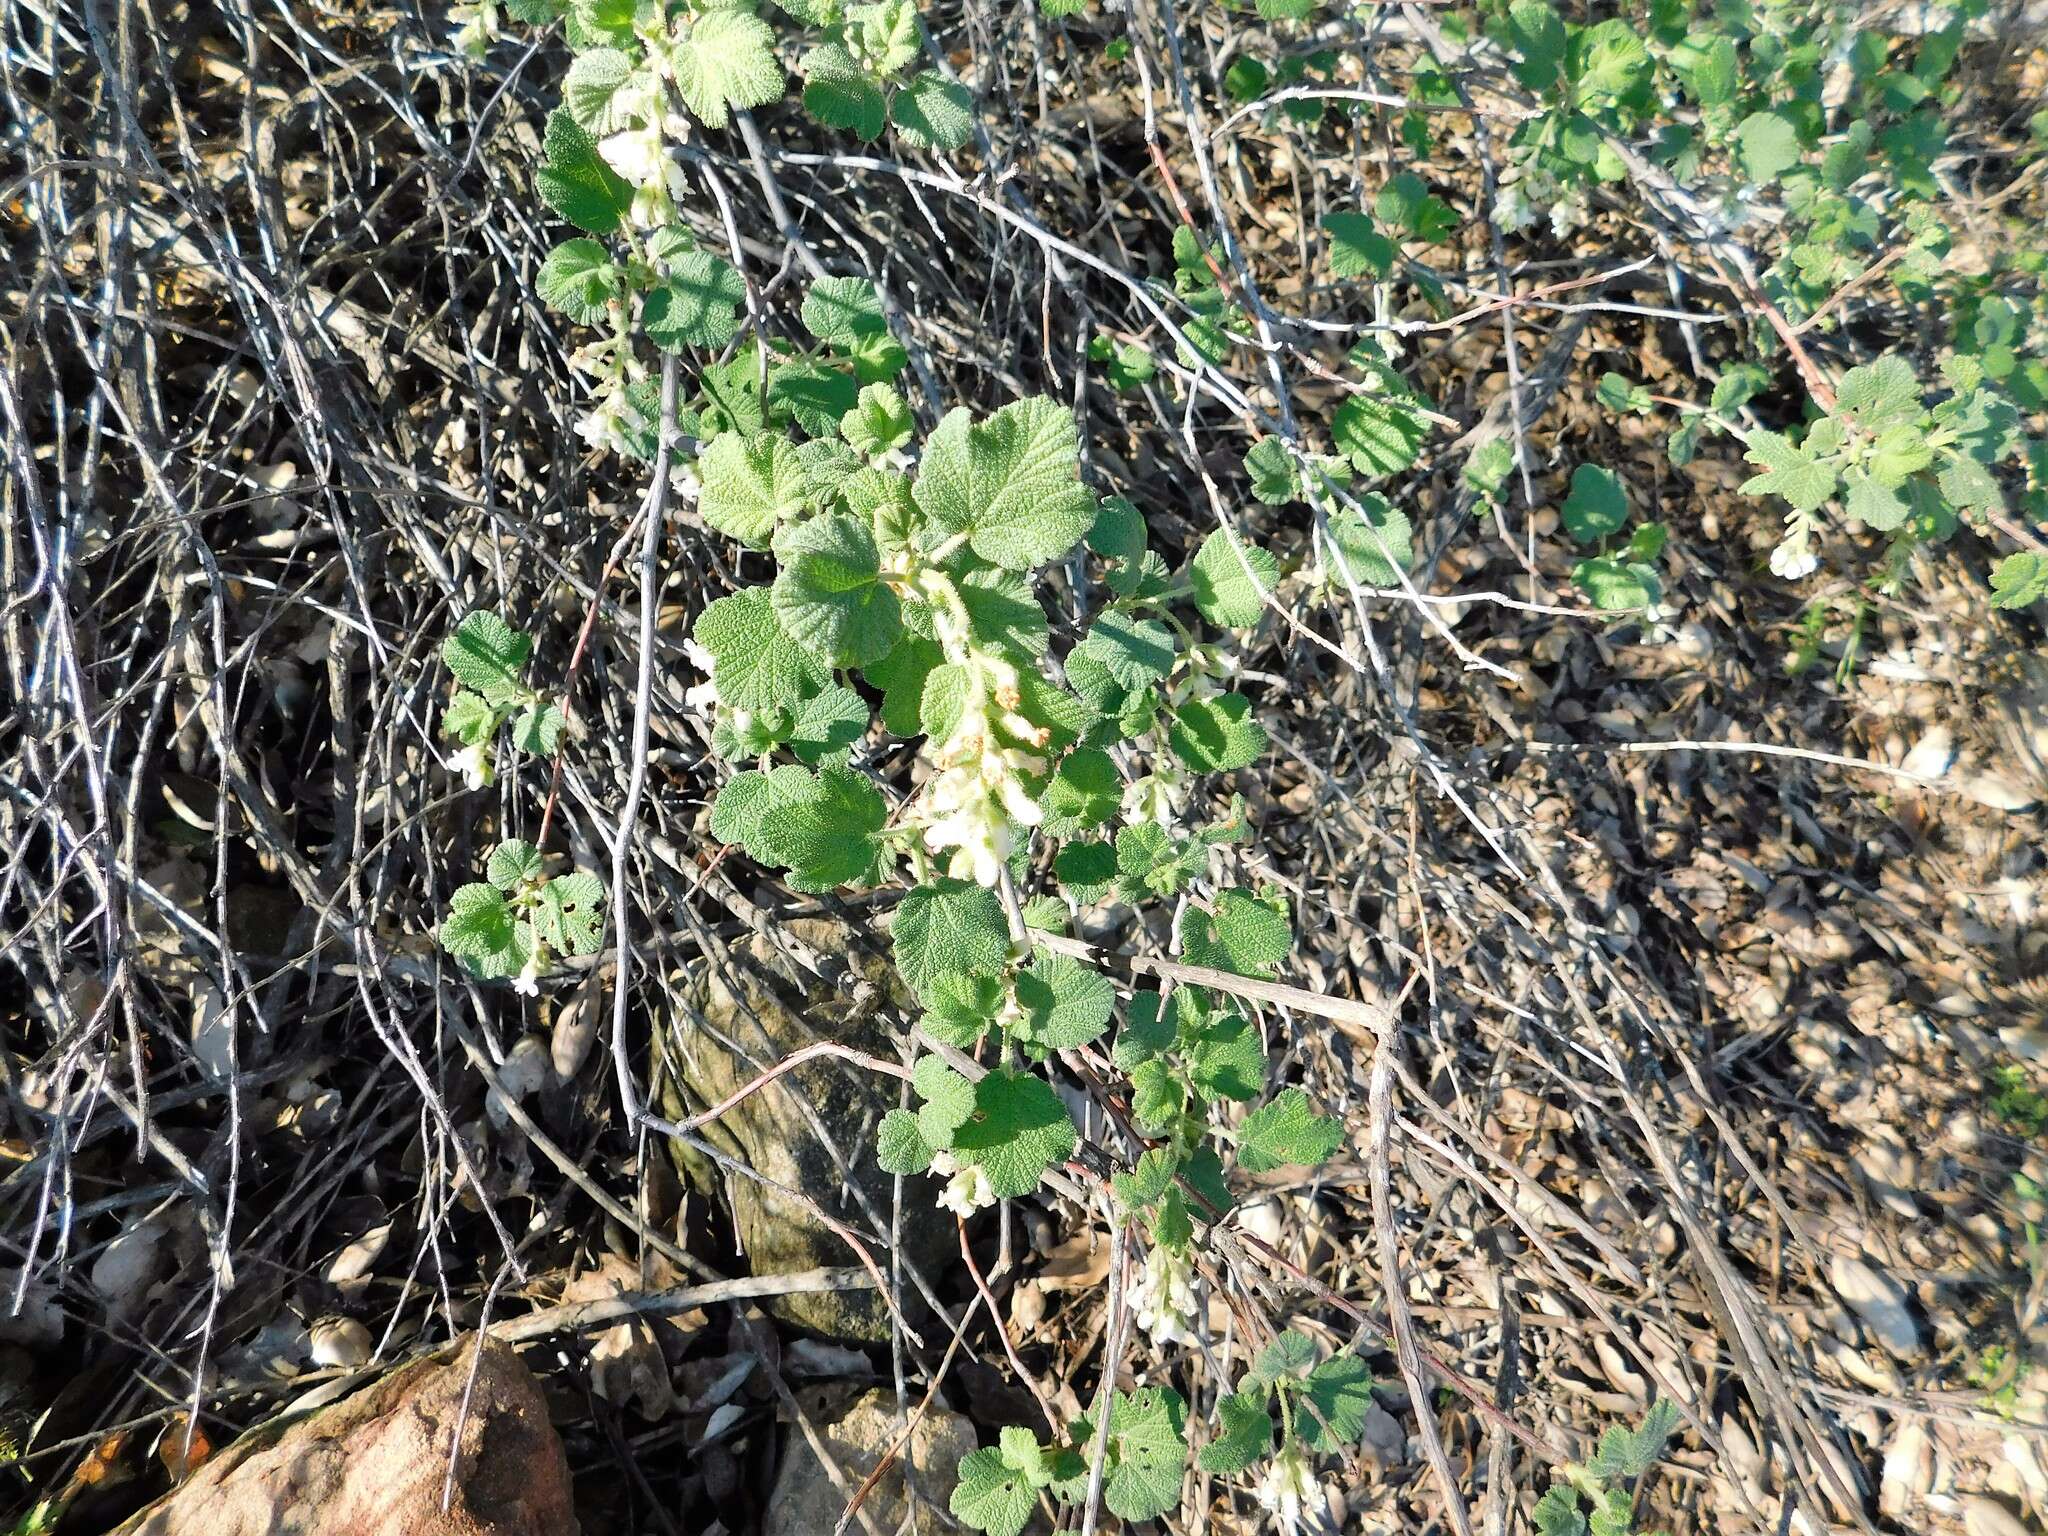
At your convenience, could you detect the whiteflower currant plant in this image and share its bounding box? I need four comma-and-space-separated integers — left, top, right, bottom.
437, 611, 609, 990
456, 0, 1374, 1526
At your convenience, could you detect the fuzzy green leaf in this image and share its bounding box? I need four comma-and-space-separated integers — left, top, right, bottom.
487, 840, 544, 890
802, 43, 886, 139
771, 513, 902, 666
1326, 494, 1414, 587
876, 1108, 934, 1175
1562, 465, 1630, 544
537, 238, 624, 324
1190, 530, 1278, 626
1332, 393, 1426, 477
1013, 953, 1115, 1051
670, 8, 783, 129
1323, 211, 1395, 279
893, 71, 975, 150
536, 872, 606, 957
913, 398, 1097, 570
892, 878, 1011, 1002
1740, 430, 1838, 513
1990, 552, 2048, 609
536, 109, 634, 234
1199, 1392, 1275, 1474
443, 611, 532, 705
1168, 693, 1266, 774
643, 253, 746, 352
1299, 1354, 1375, 1452
1238, 1088, 1344, 1172
1180, 890, 1289, 977
751, 764, 889, 890
953, 1069, 1078, 1197
699, 432, 807, 548
1735, 110, 1801, 183
693, 588, 829, 713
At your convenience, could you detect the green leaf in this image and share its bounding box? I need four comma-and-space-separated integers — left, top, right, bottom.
1238, 1088, 1344, 1172
512, 701, 566, 755
1248, 1332, 1319, 1390
1190, 530, 1278, 626
1097, 1388, 1188, 1522
487, 840, 544, 890
1073, 612, 1175, 691
769, 361, 860, 440
1053, 839, 1117, 903
1114, 993, 1176, 1071
1588, 1397, 1678, 1483
1326, 495, 1414, 587
912, 1054, 977, 1146
1735, 110, 1801, 183
1179, 890, 1289, 978
643, 253, 746, 352
956, 566, 1050, 659
1573, 556, 1660, 612
536, 108, 634, 234
1373, 172, 1455, 242
562, 47, 637, 132
802, 43, 885, 139
842, 382, 913, 457
1740, 430, 1838, 513
1504, 0, 1566, 91
1595, 372, 1651, 415
802, 274, 888, 347
1168, 693, 1266, 773
1562, 465, 1629, 544
536, 871, 607, 956
537, 238, 624, 324
1332, 393, 1426, 478
1323, 211, 1394, 279
1990, 552, 2048, 609
670, 7, 784, 129
950, 1445, 1037, 1536
788, 683, 871, 763
1843, 470, 1910, 531
441, 883, 531, 980
866, 634, 943, 735
693, 588, 829, 713
1534, 1485, 1590, 1536
1039, 747, 1122, 836
699, 432, 807, 548
443, 690, 497, 746
1013, 953, 1115, 1051
771, 513, 902, 666
443, 611, 532, 705
1187, 1013, 1265, 1103
1568, 18, 1647, 103
876, 1108, 934, 1175
753, 764, 889, 890
892, 878, 1012, 1002
1242, 438, 1296, 504
912, 398, 1097, 570
892, 71, 975, 151
1199, 1392, 1275, 1474
1299, 1354, 1374, 1452
1833, 355, 1922, 433
953, 1069, 1078, 1197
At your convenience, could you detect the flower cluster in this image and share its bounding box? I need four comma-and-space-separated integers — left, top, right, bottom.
1129, 1243, 1198, 1345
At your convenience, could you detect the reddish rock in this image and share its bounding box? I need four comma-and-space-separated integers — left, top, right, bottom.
114, 1336, 576, 1536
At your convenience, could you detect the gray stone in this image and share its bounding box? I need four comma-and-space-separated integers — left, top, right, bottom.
1829, 1253, 1923, 1360
657, 920, 950, 1341
765, 1387, 976, 1536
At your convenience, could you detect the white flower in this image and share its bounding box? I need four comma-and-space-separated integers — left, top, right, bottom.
450, 1, 497, 57
1770, 520, 1820, 580
683, 638, 721, 715
511, 950, 542, 998
1130, 1245, 1198, 1346
1494, 180, 1537, 234
597, 125, 689, 230
1120, 773, 1185, 828
1546, 189, 1590, 241
936, 1160, 995, 1218
1255, 1441, 1327, 1534
450, 741, 494, 791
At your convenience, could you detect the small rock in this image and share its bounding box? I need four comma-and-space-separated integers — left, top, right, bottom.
113, 1335, 574, 1535
765, 1388, 975, 1536
1830, 1253, 1924, 1360
1880, 1418, 1930, 1520
1962, 1496, 2033, 1536
1360, 1402, 1405, 1473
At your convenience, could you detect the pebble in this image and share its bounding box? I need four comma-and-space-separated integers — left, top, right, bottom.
1962, 1496, 2033, 1536
1830, 1254, 1923, 1360
1880, 1418, 1930, 1520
